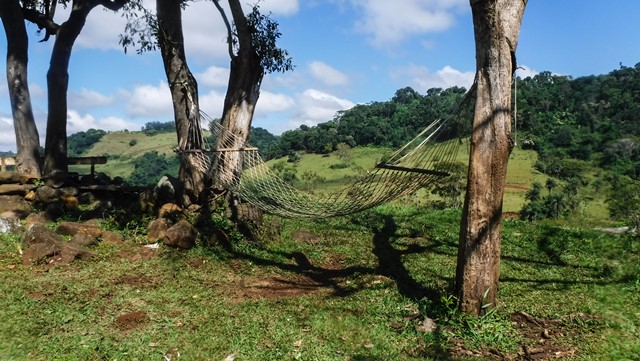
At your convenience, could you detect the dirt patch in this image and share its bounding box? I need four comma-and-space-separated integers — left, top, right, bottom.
115, 310, 150, 331
447, 311, 590, 360
113, 274, 157, 288
116, 246, 158, 262
231, 275, 329, 301
290, 230, 321, 244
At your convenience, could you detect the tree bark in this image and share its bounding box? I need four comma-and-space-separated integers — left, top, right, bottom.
43, 0, 127, 181
213, 0, 263, 188
455, 0, 526, 315
0, 0, 41, 177
156, 0, 207, 206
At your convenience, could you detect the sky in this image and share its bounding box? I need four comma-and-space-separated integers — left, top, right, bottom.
1, 0, 640, 152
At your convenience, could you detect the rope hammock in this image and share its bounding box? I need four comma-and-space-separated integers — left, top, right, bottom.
187, 88, 474, 219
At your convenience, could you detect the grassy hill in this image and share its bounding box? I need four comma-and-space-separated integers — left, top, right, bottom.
82, 130, 559, 215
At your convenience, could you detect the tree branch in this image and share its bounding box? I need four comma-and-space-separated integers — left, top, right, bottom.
22, 7, 60, 36
212, 0, 235, 59
97, 0, 129, 11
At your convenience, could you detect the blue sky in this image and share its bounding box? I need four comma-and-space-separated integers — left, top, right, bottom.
1, 0, 640, 151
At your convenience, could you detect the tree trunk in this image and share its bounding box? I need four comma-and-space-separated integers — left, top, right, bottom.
0, 0, 41, 177
455, 0, 526, 315
214, 0, 263, 188
43, 0, 127, 182
156, 0, 207, 207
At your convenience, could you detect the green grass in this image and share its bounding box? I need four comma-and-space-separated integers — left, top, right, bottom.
1, 208, 638, 360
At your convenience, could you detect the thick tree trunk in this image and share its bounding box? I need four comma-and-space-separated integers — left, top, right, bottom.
156, 0, 207, 207
455, 0, 526, 315
43, 0, 127, 182
43, 1, 93, 180
214, 0, 263, 188
0, 0, 41, 177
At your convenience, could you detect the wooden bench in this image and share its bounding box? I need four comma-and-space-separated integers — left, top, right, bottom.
67, 156, 108, 176
0, 157, 16, 172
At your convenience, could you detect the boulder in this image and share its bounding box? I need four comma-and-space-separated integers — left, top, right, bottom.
0, 195, 31, 214
158, 203, 182, 219
22, 242, 59, 266
55, 221, 103, 238
71, 233, 99, 247
22, 223, 64, 246
147, 218, 170, 242
35, 185, 60, 203
164, 220, 197, 249
154, 175, 182, 205
0, 217, 22, 234
101, 230, 125, 244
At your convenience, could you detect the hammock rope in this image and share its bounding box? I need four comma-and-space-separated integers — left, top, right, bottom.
186, 87, 474, 219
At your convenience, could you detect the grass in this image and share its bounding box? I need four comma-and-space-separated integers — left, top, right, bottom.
1, 206, 638, 360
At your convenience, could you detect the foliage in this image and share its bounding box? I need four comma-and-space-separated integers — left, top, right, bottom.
67, 128, 107, 156
141, 121, 175, 136
245, 5, 293, 74
520, 177, 584, 221
126, 150, 179, 186
606, 175, 640, 232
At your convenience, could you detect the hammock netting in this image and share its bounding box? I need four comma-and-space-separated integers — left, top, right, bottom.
185, 89, 473, 219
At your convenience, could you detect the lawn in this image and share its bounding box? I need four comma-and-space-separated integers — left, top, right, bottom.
0, 206, 638, 360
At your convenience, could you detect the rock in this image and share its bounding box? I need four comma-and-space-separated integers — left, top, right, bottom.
35, 185, 60, 202
0, 184, 37, 196
22, 242, 60, 266
61, 195, 79, 209
164, 220, 197, 249
59, 187, 79, 196
71, 233, 99, 247
58, 242, 93, 264
43, 201, 65, 220
158, 203, 182, 219
55, 221, 103, 238
24, 190, 36, 201
0, 217, 22, 234
147, 218, 170, 242
154, 175, 182, 205
24, 212, 50, 226
77, 192, 96, 205
0, 195, 32, 214
101, 230, 125, 244
22, 223, 64, 246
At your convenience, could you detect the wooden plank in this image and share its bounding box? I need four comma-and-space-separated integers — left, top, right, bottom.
66, 156, 108, 165
375, 163, 451, 177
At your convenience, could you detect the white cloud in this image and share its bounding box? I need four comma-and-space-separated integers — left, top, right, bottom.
198, 90, 226, 120
309, 61, 349, 86
290, 88, 355, 128
391, 64, 474, 93
256, 91, 295, 116
197, 66, 231, 88
70, 88, 114, 109
67, 110, 138, 134
0, 116, 16, 152
260, 0, 300, 15
124, 81, 173, 118
350, 0, 467, 46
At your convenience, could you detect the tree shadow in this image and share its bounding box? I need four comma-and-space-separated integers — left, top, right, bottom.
371, 215, 442, 303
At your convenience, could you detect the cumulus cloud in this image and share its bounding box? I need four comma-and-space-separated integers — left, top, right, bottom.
256, 91, 295, 116
391, 64, 474, 93
0, 118, 16, 152
67, 110, 139, 133
197, 66, 231, 88
198, 90, 226, 120
124, 82, 173, 118
350, 0, 467, 47
290, 89, 355, 128
309, 61, 349, 86
70, 88, 114, 109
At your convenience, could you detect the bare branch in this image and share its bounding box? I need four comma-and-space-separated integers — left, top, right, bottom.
97, 0, 129, 11
22, 7, 60, 38
212, 0, 234, 59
